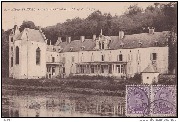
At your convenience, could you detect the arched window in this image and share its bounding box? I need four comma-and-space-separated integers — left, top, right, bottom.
11, 37, 13, 42
36, 47, 41, 65
15, 46, 19, 64
99, 41, 101, 49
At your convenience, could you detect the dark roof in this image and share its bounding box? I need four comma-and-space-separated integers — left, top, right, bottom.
142, 64, 158, 73
16, 28, 45, 43
109, 31, 169, 49
59, 39, 95, 52
56, 31, 170, 52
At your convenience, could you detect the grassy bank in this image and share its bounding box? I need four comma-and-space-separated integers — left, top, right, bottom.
2, 76, 142, 96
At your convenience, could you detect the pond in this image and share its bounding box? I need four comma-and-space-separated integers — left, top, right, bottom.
2, 89, 125, 117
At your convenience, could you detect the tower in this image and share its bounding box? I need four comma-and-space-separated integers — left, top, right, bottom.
9, 25, 20, 78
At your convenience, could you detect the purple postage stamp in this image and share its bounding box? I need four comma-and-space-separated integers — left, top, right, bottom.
126, 85, 151, 117
126, 85, 177, 117
151, 85, 176, 117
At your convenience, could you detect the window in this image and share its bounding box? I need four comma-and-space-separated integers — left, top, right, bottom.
101, 55, 104, 61
109, 65, 112, 74
11, 47, 13, 52
36, 47, 40, 65
15, 46, 19, 64
151, 53, 157, 60
91, 65, 94, 73
52, 67, 55, 75
63, 67, 65, 73
11, 37, 13, 42
52, 57, 55, 62
137, 53, 141, 61
72, 56, 74, 62
121, 65, 123, 73
101, 66, 104, 73
11, 57, 13, 67
128, 54, 131, 61
91, 53, 94, 62
116, 65, 120, 73
80, 65, 85, 73
99, 41, 101, 49
118, 54, 123, 61
70, 47, 73, 51
102, 42, 104, 49
47, 67, 50, 72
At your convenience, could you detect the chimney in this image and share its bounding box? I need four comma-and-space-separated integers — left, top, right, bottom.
148, 27, 155, 34
58, 37, 62, 43
38, 26, 42, 31
45, 39, 47, 44
93, 35, 96, 41
67, 37, 71, 43
100, 29, 103, 35
14, 25, 20, 35
80, 36, 85, 42
119, 31, 124, 40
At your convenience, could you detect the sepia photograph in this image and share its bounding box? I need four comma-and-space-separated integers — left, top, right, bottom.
1, 1, 177, 118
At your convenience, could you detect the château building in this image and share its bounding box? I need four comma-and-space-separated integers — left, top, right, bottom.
9, 25, 169, 83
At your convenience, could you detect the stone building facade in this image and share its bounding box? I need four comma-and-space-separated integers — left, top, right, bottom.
9, 26, 169, 80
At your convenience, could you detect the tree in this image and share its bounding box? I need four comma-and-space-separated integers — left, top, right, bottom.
19, 20, 37, 32
125, 4, 143, 16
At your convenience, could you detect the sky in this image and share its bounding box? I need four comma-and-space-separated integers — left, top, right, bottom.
2, 2, 167, 31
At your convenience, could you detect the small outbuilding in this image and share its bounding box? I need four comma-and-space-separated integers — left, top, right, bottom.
141, 64, 159, 84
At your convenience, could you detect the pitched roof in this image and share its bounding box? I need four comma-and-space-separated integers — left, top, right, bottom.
59, 39, 95, 52
142, 64, 158, 73
56, 31, 169, 52
16, 28, 45, 43
109, 31, 169, 49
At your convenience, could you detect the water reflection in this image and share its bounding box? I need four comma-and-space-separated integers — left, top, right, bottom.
2, 90, 125, 117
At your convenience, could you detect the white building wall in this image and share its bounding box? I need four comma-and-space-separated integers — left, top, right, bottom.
59, 46, 168, 78
27, 41, 46, 79
142, 73, 159, 84
46, 51, 60, 62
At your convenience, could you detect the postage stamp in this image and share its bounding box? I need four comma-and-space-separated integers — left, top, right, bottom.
126, 85, 151, 117
151, 85, 177, 117
126, 85, 177, 117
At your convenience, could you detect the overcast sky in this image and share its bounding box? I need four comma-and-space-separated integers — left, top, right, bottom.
2, 2, 168, 31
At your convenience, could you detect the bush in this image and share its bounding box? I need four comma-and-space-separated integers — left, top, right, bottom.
128, 73, 142, 84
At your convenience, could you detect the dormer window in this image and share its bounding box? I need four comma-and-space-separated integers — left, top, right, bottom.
81, 46, 85, 50
138, 40, 142, 47
120, 43, 124, 48
58, 48, 62, 52
70, 47, 73, 51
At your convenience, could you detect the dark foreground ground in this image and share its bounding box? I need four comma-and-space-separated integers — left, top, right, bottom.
2, 74, 176, 97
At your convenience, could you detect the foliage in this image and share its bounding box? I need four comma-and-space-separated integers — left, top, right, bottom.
158, 74, 176, 85
2, 2, 177, 77
128, 73, 142, 84
19, 20, 38, 32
